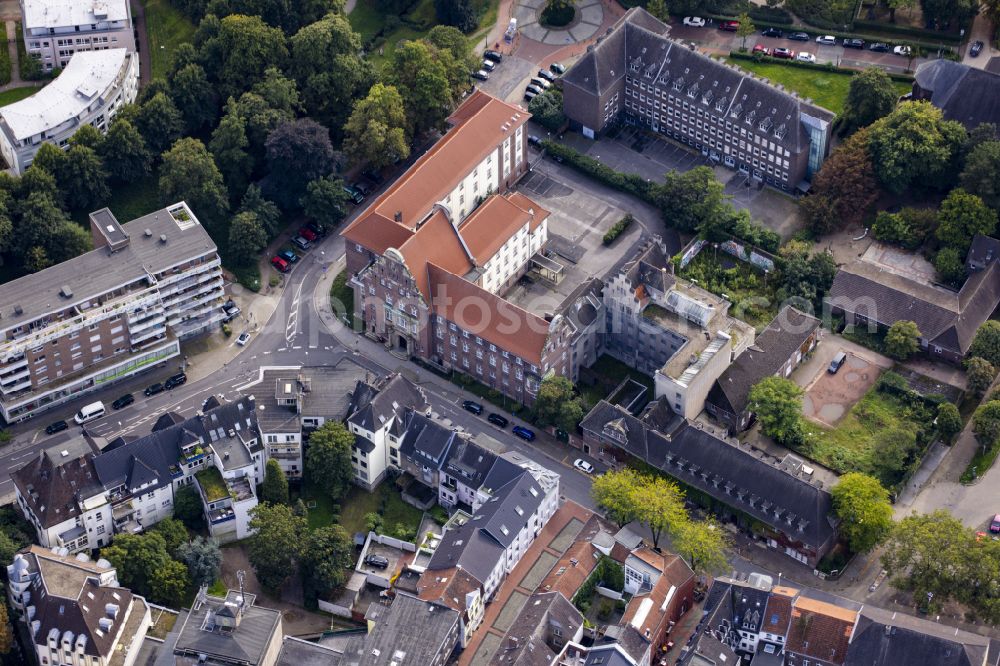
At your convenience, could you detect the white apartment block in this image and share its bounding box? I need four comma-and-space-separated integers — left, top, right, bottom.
0, 48, 137, 174
0, 203, 225, 423
21, 0, 135, 70
8, 546, 150, 666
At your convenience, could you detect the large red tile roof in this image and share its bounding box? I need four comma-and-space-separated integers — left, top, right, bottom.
398, 210, 473, 301
458, 194, 549, 265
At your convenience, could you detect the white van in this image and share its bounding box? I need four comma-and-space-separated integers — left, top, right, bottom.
74, 401, 105, 425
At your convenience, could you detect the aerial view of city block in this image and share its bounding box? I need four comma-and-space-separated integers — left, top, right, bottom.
0, 0, 997, 663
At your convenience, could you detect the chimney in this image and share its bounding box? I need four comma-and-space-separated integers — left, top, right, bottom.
394, 211, 402, 223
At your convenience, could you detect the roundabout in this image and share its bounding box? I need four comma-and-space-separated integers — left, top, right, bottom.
515, 0, 605, 44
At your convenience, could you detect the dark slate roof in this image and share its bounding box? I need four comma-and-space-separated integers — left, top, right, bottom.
351, 593, 460, 666
479, 472, 544, 549
170, 592, 281, 665
441, 438, 499, 492
914, 60, 1000, 130
398, 410, 457, 469
752, 642, 785, 666
346, 373, 427, 432
732, 585, 771, 633
564, 8, 832, 153
353, 434, 376, 454
708, 306, 819, 416
93, 396, 258, 494
12, 452, 102, 528
646, 424, 834, 549
275, 637, 347, 666
153, 412, 186, 431
579, 398, 683, 461
428, 524, 505, 584
623, 241, 675, 295
966, 234, 1000, 271
584, 645, 636, 666
488, 592, 583, 666
846, 608, 990, 666
826, 260, 1000, 355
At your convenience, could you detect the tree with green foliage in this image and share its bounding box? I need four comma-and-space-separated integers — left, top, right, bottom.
874, 427, 917, 485
261, 459, 289, 505
247, 502, 306, 591
300, 176, 350, 232
209, 112, 254, 195
884, 320, 921, 360
227, 211, 268, 264
426, 25, 479, 74
343, 83, 410, 169
528, 89, 567, 132
871, 206, 936, 249
919, 0, 979, 31
960, 141, 1000, 209
434, 0, 478, 31
839, 68, 898, 136
973, 400, 1000, 449
151, 559, 189, 606
364, 512, 384, 533
591, 468, 644, 527
532, 375, 587, 432
160, 138, 230, 232
935, 188, 998, 257
933, 247, 966, 286
101, 532, 189, 605
14, 192, 90, 268
59, 145, 110, 212
264, 118, 335, 209
634, 475, 686, 549
673, 519, 729, 575
306, 421, 354, 501
735, 12, 755, 50
99, 118, 152, 184
170, 63, 217, 133
777, 241, 836, 306
70, 124, 102, 150
136, 92, 184, 154
226, 92, 295, 165
239, 184, 282, 237
173, 483, 206, 530
301, 524, 354, 604
198, 14, 289, 99
289, 13, 372, 132
385, 40, 454, 137
935, 402, 962, 440
653, 166, 729, 233
646, 0, 669, 21
970, 321, 1000, 367
801, 127, 879, 234
867, 101, 967, 194
177, 536, 223, 587
831, 473, 894, 552
153, 517, 190, 558
0, 600, 12, 656
748, 376, 803, 444
966, 357, 996, 397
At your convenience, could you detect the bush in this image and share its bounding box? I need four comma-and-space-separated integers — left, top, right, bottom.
852, 18, 965, 44
221, 323, 232, 337
231, 263, 261, 292
603, 214, 634, 245
429, 505, 449, 525
528, 89, 567, 132
541, 140, 657, 203
597, 599, 614, 620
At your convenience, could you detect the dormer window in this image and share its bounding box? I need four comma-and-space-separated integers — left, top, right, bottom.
672, 78, 683, 91
774, 123, 787, 140
745, 109, 756, 124
716, 96, 727, 112
758, 117, 772, 132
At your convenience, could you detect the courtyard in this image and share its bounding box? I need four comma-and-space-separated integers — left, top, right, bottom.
799, 348, 889, 427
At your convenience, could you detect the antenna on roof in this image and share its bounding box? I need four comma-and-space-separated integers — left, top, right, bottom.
237, 570, 246, 610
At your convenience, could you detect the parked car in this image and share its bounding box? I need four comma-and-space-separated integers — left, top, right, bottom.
772, 47, 795, 59
524, 90, 537, 102
549, 62, 566, 74
298, 227, 318, 242
816, 35, 837, 45
991, 514, 1000, 533
271, 256, 290, 272
512, 425, 536, 441
222, 299, 241, 322
291, 235, 312, 251
365, 554, 389, 569
305, 222, 326, 238
893, 44, 912, 56
752, 44, 770, 56
760, 27, 783, 38
112, 394, 134, 410
482, 59, 496, 72
165, 373, 187, 390
361, 169, 383, 185
718, 20, 739, 31
236, 331, 251, 346
277, 249, 299, 265
843, 38, 864, 49
828, 351, 847, 374
342, 185, 365, 205
472, 70, 490, 81
352, 182, 370, 198
683, 16, 706, 27
787, 31, 810, 41
795, 52, 817, 62
574, 459, 595, 474
538, 69, 557, 81
144, 382, 165, 397
528, 135, 543, 148
526, 83, 544, 95
45, 420, 69, 435
530, 77, 551, 89
462, 400, 484, 415
484, 49, 503, 62
488, 413, 509, 428
970, 40, 984, 57
868, 42, 890, 52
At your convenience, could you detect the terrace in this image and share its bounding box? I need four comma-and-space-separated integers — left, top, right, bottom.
195, 467, 230, 503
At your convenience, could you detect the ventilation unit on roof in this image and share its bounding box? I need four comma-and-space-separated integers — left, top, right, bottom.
13, 305, 22, 315
60, 286, 73, 299
159, 234, 167, 244
144, 228, 152, 237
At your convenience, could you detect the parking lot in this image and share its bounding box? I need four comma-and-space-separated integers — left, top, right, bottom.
477, 54, 539, 104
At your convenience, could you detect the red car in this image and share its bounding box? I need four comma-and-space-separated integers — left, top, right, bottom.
298, 227, 318, 242
752, 44, 770, 56
772, 47, 795, 59
719, 20, 739, 31
270, 256, 289, 272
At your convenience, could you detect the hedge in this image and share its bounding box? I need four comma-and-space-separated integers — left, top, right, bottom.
726, 50, 915, 83
603, 214, 634, 245
852, 18, 965, 44
542, 140, 657, 203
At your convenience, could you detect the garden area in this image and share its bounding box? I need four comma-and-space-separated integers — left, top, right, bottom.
0, 85, 40, 107
137, 0, 197, 80
330, 269, 356, 328
579, 354, 655, 410
308, 482, 426, 541
792, 372, 943, 489
678, 251, 779, 329
571, 556, 628, 623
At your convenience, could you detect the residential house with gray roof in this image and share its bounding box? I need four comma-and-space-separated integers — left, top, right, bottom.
166, 588, 283, 666
562, 8, 833, 189
912, 60, 1000, 131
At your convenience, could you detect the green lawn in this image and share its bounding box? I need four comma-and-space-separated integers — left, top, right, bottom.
338, 484, 424, 538
347, 0, 385, 45
679, 252, 779, 330
294, 479, 340, 531
135, 0, 196, 80
580, 354, 655, 410
108, 174, 162, 222
0, 85, 41, 107
732, 60, 912, 116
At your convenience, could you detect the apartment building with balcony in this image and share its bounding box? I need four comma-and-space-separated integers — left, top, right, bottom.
342, 90, 576, 406
7, 546, 150, 666
0, 203, 225, 423
0, 48, 138, 173
20, 0, 135, 70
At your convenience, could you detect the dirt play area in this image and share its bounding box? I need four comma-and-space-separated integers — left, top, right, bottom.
801, 351, 885, 427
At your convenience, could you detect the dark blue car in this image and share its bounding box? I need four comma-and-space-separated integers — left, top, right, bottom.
512, 425, 536, 441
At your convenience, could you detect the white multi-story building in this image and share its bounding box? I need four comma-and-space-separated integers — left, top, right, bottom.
7, 546, 150, 666
21, 0, 135, 70
0, 203, 224, 423
0, 48, 137, 174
